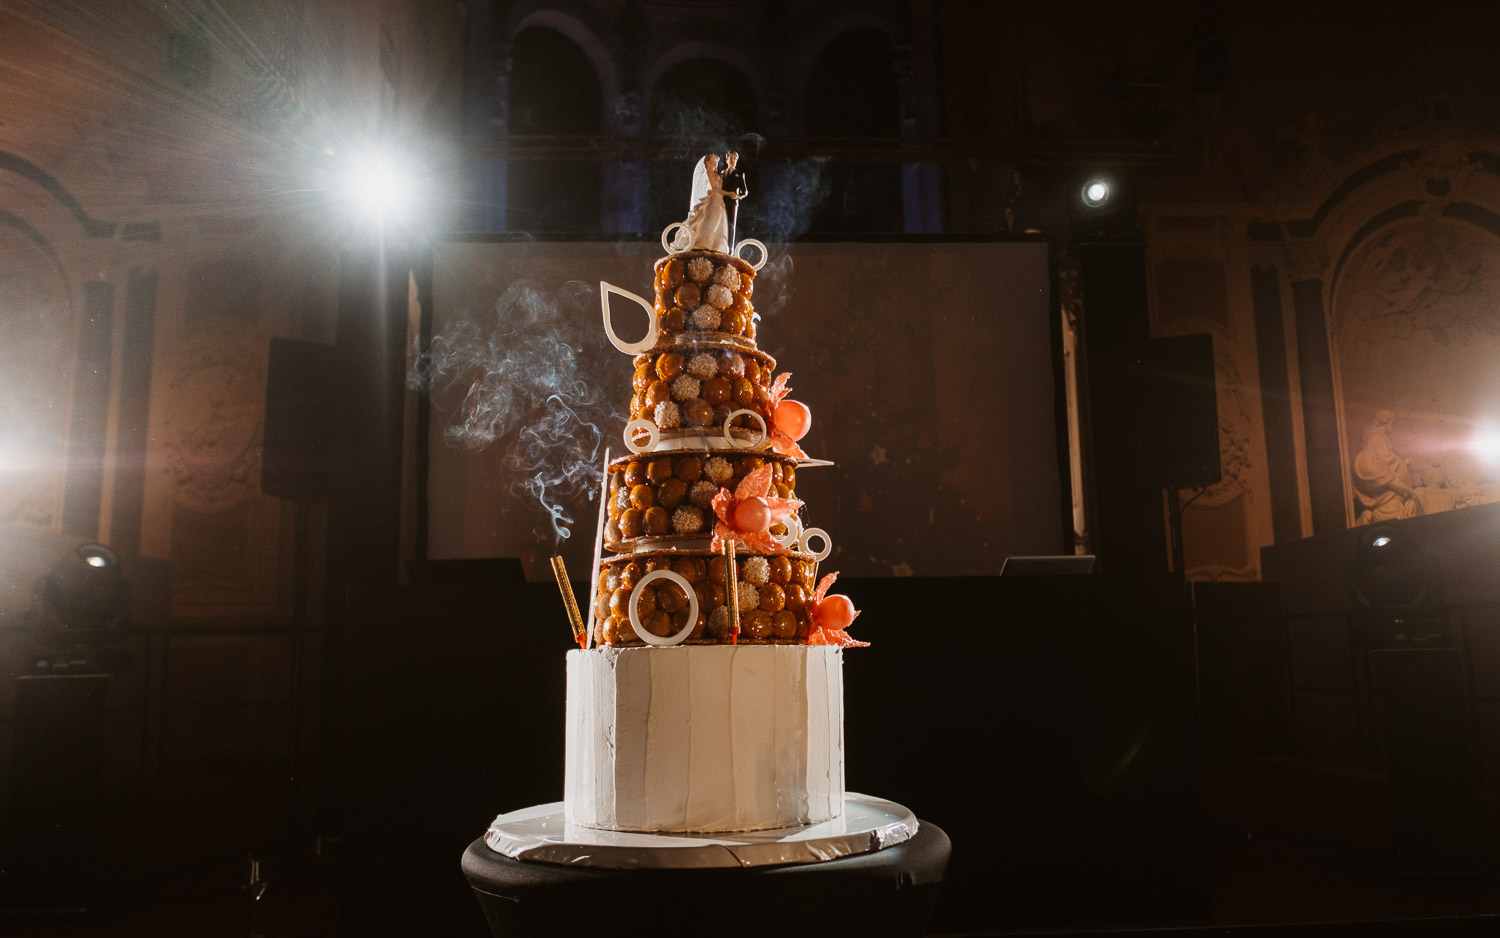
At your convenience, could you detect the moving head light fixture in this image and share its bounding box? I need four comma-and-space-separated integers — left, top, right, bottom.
32, 542, 131, 643
1349, 524, 1447, 647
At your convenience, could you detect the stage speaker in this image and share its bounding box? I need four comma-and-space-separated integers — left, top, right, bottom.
1371, 648, 1482, 873
1, 674, 109, 910
1138, 334, 1221, 487
261, 338, 346, 503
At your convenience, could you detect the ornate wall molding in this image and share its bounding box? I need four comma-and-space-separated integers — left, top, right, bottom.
1407, 141, 1481, 215
1261, 99, 1500, 219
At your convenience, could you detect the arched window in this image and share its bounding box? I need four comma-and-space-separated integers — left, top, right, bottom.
507, 27, 602, 233
648, 57, 757, 224
805, 29, 902, 233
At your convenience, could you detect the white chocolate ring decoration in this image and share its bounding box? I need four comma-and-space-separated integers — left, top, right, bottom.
735, 238, 768, 271
661, 223, 688, 255
624, 419, 658, 454
628, 569, 700, 646
771, 513, 803, 550
798, 527, 832, 562
600, 281, 660, 355
722, 408, 768, 449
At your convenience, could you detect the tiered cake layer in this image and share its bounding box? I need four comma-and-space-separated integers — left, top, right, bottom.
564, 644, 844, 833
567, 235, 852, 835
652, 250, 758, 342
591, 546, 820, 646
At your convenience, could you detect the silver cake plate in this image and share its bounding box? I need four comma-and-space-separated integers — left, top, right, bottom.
484, 793, 916, 870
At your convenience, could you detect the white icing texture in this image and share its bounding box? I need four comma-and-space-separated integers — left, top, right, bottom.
565, 645, 845, 833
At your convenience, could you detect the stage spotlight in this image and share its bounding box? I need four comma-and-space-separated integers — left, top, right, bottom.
32, 542, 131, 641
1470, 419, 1500, 466
1080, 179, 1112, 209
338, 147, 420, 226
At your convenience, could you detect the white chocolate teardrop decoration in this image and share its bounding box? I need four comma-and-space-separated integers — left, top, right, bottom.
600, 282, 659, 355
628, 569, 700, 646
722, 409, 767, 449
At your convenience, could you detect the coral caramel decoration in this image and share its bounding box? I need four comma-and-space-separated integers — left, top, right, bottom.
806, 573, 869, 647
710, 464, 802, 553
766, 373, 811, 458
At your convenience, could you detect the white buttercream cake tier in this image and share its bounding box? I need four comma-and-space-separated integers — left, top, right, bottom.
565, 644, 844, 833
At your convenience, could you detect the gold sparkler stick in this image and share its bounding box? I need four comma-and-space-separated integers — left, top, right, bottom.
550, 555, 587, 649
582, 448, 611, 649
723, 539, 740, 645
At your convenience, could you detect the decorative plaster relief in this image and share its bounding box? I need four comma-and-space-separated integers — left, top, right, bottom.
1181, 491, 1254, 581
1197, 330, 1254, 508
1263, 113, 1337, 204
1349, 409, 1420, 525
162, 314, 266, 514
1334, 218, 1500, 521
1335, 220, 1500, 347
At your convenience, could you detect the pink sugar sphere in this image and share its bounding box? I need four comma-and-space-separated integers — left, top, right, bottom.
774, 399, 812, 441
734, 496, 772, 532
819, 595, 856, 630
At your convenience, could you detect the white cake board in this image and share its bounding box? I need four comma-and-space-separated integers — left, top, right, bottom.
484, 793, 916, 870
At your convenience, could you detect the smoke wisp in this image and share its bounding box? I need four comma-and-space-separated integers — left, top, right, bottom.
411, 280, 617, 541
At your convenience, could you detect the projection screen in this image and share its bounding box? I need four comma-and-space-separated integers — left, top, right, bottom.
425, 238, 1060, 581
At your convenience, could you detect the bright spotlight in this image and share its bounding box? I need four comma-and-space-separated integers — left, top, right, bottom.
1470, 419, 1500, 465
337, 147, 422, 227
1080, 179, 1112, 208
1372, 536, 1392, 548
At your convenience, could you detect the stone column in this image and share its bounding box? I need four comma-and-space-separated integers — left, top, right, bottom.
109, 264, 160, 553
1286, 241, 1345, 534
61, 282, 114, 538
1248, 262, 1303, 543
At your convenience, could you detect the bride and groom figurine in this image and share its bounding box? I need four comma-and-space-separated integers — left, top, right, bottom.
607, 152, 767, 358
666, 152, 751, 256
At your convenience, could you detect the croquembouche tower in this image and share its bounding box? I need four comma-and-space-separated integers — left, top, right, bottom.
560, 152, 873, 836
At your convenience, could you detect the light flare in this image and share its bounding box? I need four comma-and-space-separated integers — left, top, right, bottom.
1470, 419, 1500, 466
334, 146, 424, 228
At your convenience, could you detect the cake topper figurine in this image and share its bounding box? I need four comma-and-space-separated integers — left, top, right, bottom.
666, 153, 742, 254
722, 151, 748, 251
